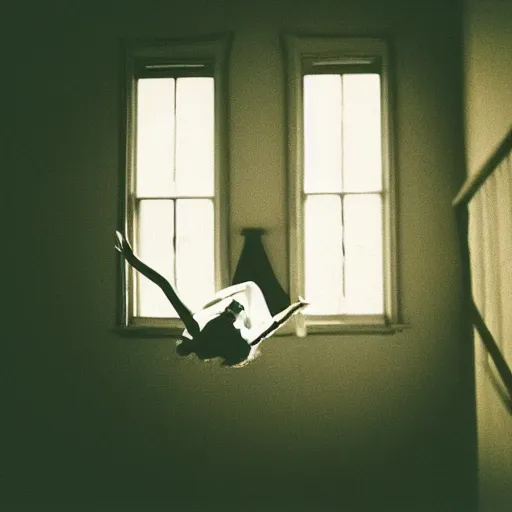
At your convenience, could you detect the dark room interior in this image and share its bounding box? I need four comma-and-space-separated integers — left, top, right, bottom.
4, 0, 511, 510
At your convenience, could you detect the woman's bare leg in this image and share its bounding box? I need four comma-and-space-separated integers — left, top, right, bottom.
115, 231, 200, 337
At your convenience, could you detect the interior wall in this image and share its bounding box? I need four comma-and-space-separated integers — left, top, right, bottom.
6, 1, 476, 510
462, 1, 512, 511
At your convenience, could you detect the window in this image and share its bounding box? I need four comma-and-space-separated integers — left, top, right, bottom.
284, 35, 401, 333
119, 35, 231, 329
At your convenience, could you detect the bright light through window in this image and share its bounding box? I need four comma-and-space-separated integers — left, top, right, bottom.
303, 73, 384, 315
135, 76, 215, 318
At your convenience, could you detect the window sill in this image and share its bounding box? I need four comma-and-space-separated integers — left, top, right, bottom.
298, 314, 410, 335
300, 322, 411, 336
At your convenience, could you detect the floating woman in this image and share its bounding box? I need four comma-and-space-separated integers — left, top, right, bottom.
115, 231, 308, 367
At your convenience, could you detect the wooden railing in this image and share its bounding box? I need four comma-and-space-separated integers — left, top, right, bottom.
453, 127, 512, 410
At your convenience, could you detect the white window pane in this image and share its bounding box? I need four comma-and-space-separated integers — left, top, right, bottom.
176, 78, 215, 196
303, 75, 342, 193
304, 195, 344, 314
342, 74, 382, 192
176, 199, 215, 312
136, 78, 175, 197
343, 194, 384, 314
137, 200, 177, 318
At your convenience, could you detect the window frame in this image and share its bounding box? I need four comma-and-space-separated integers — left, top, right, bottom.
283, 34, 404, 334
117, 34, 232, 332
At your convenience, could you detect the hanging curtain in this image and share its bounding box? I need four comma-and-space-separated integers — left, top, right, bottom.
468, 148, 512, 390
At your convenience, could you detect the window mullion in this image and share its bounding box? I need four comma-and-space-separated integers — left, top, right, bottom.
340, 74, 346, 304
136, 194, 214, 200
172, 78, 177, 195
172, 78, 178, 298
173, 198, 177, 290
304, 190, 383, 196
340, 193, 346, 303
